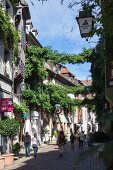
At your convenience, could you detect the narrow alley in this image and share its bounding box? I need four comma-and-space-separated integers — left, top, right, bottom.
5, 142, 106, 170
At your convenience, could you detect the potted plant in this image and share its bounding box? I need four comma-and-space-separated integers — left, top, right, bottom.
12, 142, 21, 156
0, 118, 20, 166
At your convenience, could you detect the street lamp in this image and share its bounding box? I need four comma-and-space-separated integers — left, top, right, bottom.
54, 104, 62, 114
20, 80, 26, 92
76, 6, 95, 39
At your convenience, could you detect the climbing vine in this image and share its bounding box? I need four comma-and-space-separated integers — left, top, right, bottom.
26, 46, 91, 65
24, 45, 93, 115
0, 7, 19, 59
88, 39, 107, 120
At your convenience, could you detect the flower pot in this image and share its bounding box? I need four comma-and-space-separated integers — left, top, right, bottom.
0, 156, 5, 170
2, 153, 14, 166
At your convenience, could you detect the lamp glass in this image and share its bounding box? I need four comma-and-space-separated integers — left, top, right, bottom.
54, 104, 62, 114
20, 81, 25, 91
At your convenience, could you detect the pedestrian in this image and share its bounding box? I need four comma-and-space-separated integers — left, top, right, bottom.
24, 132, 31, 157
79, 131, 85, 149
70, 132, 75, 149
77, 133, 81, 148
86, 133, 91, 147
57, 130, 66, 157
32, 133, 39, 158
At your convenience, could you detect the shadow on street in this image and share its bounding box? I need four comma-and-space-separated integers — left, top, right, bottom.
6, 142, 107, 170
13, 145, 75, 170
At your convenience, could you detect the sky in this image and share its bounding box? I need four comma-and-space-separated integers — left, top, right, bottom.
27, 0, 98, 80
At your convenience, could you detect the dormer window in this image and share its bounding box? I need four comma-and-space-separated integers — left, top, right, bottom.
4, 49, 9, 63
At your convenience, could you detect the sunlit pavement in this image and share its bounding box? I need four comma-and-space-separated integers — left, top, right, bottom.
4, 141, 106, 170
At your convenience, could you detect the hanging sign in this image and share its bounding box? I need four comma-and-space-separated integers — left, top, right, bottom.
76, 9, 95, 38
0, 98, 13, 112
77, 17, 93, 37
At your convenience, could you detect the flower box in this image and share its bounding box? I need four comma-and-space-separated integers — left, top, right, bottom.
2, 153, 14, 166
0, 156, 5, 170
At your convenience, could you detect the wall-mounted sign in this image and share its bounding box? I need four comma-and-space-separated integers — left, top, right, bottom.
21, 112, 28, 119
0, 98, 13, 112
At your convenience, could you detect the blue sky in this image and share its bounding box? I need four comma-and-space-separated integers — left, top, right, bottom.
27, 0, 98, 80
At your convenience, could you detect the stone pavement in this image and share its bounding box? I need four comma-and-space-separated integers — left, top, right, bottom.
4, 141, 107, 170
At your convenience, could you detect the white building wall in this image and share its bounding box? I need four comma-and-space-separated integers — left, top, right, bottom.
25, 112, 31, 135
25, 110, 42, 144
82, 107, 88, 134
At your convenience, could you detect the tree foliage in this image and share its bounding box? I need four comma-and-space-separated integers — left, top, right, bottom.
14, 102, 28, 113
0, 118, 20, 137
0, 7, 19, 58
24, 45, 92, 115
88, 39, 106, 119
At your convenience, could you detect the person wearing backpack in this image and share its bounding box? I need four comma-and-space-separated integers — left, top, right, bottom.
57, 130, 66, 156
24, 132, 31, 157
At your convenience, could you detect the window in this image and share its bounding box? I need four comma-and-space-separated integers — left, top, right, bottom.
4, 49, 10, 77
4, 50, 9, 63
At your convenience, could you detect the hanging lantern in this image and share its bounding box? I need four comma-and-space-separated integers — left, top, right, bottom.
20, 80, 26, 92
76, 8, 95, 38
54, 104, 62, 114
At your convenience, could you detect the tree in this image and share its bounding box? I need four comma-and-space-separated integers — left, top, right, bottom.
0, 118, 20, 153
23, 45, 93, 117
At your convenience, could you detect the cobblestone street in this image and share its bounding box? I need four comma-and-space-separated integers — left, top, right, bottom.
5, 142, 106, 170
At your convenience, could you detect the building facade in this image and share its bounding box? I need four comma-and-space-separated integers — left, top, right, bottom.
0, 0, 15, 153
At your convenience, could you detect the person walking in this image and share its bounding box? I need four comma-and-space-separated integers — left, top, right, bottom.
32, 133, 39, 158
70, 132, 75, 149
79, 131, 85, 149
86, 133, 91, 147
24, 132, 31, 157
57, 130, 66, 157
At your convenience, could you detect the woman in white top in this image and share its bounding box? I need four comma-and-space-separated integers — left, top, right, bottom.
32, 133, 39, 158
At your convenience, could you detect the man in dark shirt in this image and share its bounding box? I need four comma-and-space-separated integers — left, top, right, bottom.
24, 132, 31, 157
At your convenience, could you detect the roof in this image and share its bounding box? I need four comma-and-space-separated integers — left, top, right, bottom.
60, 66, 75, 77
26, 31, 42, 47
80, 80, 92, 86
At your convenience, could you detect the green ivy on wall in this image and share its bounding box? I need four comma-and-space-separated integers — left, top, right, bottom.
24, 46, 94, 115
0, 7, 19, 59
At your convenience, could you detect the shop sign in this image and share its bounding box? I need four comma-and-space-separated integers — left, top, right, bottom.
0, 98, 13, 112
